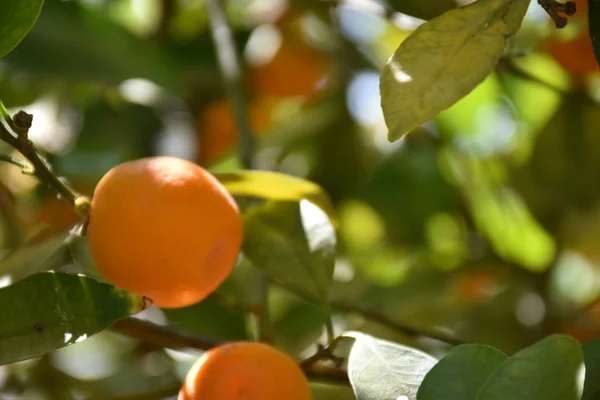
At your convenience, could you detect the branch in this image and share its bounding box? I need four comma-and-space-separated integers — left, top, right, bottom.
205, 0, 275, 343
205, 0, 255, 170
151, 0, 176, 40
496, 58, 568, 94
91, 385, 180, 400
537, 0, 576, 28
331, 299, 465, 346
0, 104, 90, 215
111, 317, 222, 351
267, 277, 465, 346
0, 154, 34, 174
111, 317, 350, 385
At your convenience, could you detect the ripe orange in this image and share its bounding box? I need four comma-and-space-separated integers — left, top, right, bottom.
249, 41, 330, 99
197, 98, 274, 166
546, 0, 599, 84
454, 270, 500, 305
573, 0, 587, 14
547, 32, 599, 84
87, 156, 242, 309
179, 342, 312, 400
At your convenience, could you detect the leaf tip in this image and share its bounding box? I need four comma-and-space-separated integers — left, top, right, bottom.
387, 127, 407, 143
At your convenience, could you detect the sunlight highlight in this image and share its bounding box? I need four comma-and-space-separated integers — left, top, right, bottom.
299, 200, 336, 254
389, 62, 413, 83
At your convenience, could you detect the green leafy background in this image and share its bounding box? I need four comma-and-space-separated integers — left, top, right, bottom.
0, 0, 600, 398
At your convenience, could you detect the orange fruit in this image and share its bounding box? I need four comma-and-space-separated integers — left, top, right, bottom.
249, 42, 330, 99
179, 342, 312, 400
546, 0, 599, 84
573, 0, 587, 14
247, 7, 331, 100
197, 98, 274, 166
454, 270, 500, 305
547, 32, 600, 84
87, 156, 242, 309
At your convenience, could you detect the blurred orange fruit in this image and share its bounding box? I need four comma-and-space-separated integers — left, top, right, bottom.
546, 0, 599, 85
179, 342, 312, 400
87, 156, 242, 309
196, 98, 275, 166
249, 41, 330, 99
573, 0, 587, 15
454, 270, 501, 305
559, 297, 600, 343
547, 32, 599, 84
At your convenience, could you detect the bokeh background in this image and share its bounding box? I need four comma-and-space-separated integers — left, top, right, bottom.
0, 0, 599, 398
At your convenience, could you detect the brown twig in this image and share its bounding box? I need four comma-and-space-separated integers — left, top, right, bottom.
0, 105, 89, 215
537, 0, 576, 28
111, 318, 222, 351
111, 317, 350, 385
331, 299, 465, 346
205, 0, 275, 344
265, 276, 465, 346
89, 385, 180, 400
151, 0, 176, 40
205, 0, 255, 170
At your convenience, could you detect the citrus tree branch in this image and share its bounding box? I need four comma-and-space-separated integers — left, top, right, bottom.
266, 277, 465, 346
0, 104, 89, 213
97, 385, 181, 400
330, 299, 465, 346
205, 0, 274, 343
111, 317, 350, 385
111, 318, 223, 351
205, 0, 255, 169
0, 154, 35, 174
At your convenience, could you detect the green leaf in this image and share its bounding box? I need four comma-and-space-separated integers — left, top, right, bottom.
583, 339, 600, 400
345, 331, 438, 400
417, 344, 507, 400
0, 232, 72, 282
242, 200, 336, 303
0, 272, 148, 366
3, 0, 181, 92
215, 171, 336, 223
380, 0, 530, 141
386, 0, 457, 19
477, 335, 584, 400
468, 186, 555, 271
0, 0, 44, 58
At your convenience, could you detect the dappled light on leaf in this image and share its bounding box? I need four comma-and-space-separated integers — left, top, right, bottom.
215, 170, 336, 222
346, 331, 437, 400
438, 149, 555, 271
243, 200, 336, 302
380, 0, 530, 141
0, 272, 147, 366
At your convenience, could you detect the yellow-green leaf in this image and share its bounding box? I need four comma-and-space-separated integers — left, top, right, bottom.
214, 170, 335, 222
380, 0, 530, 142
